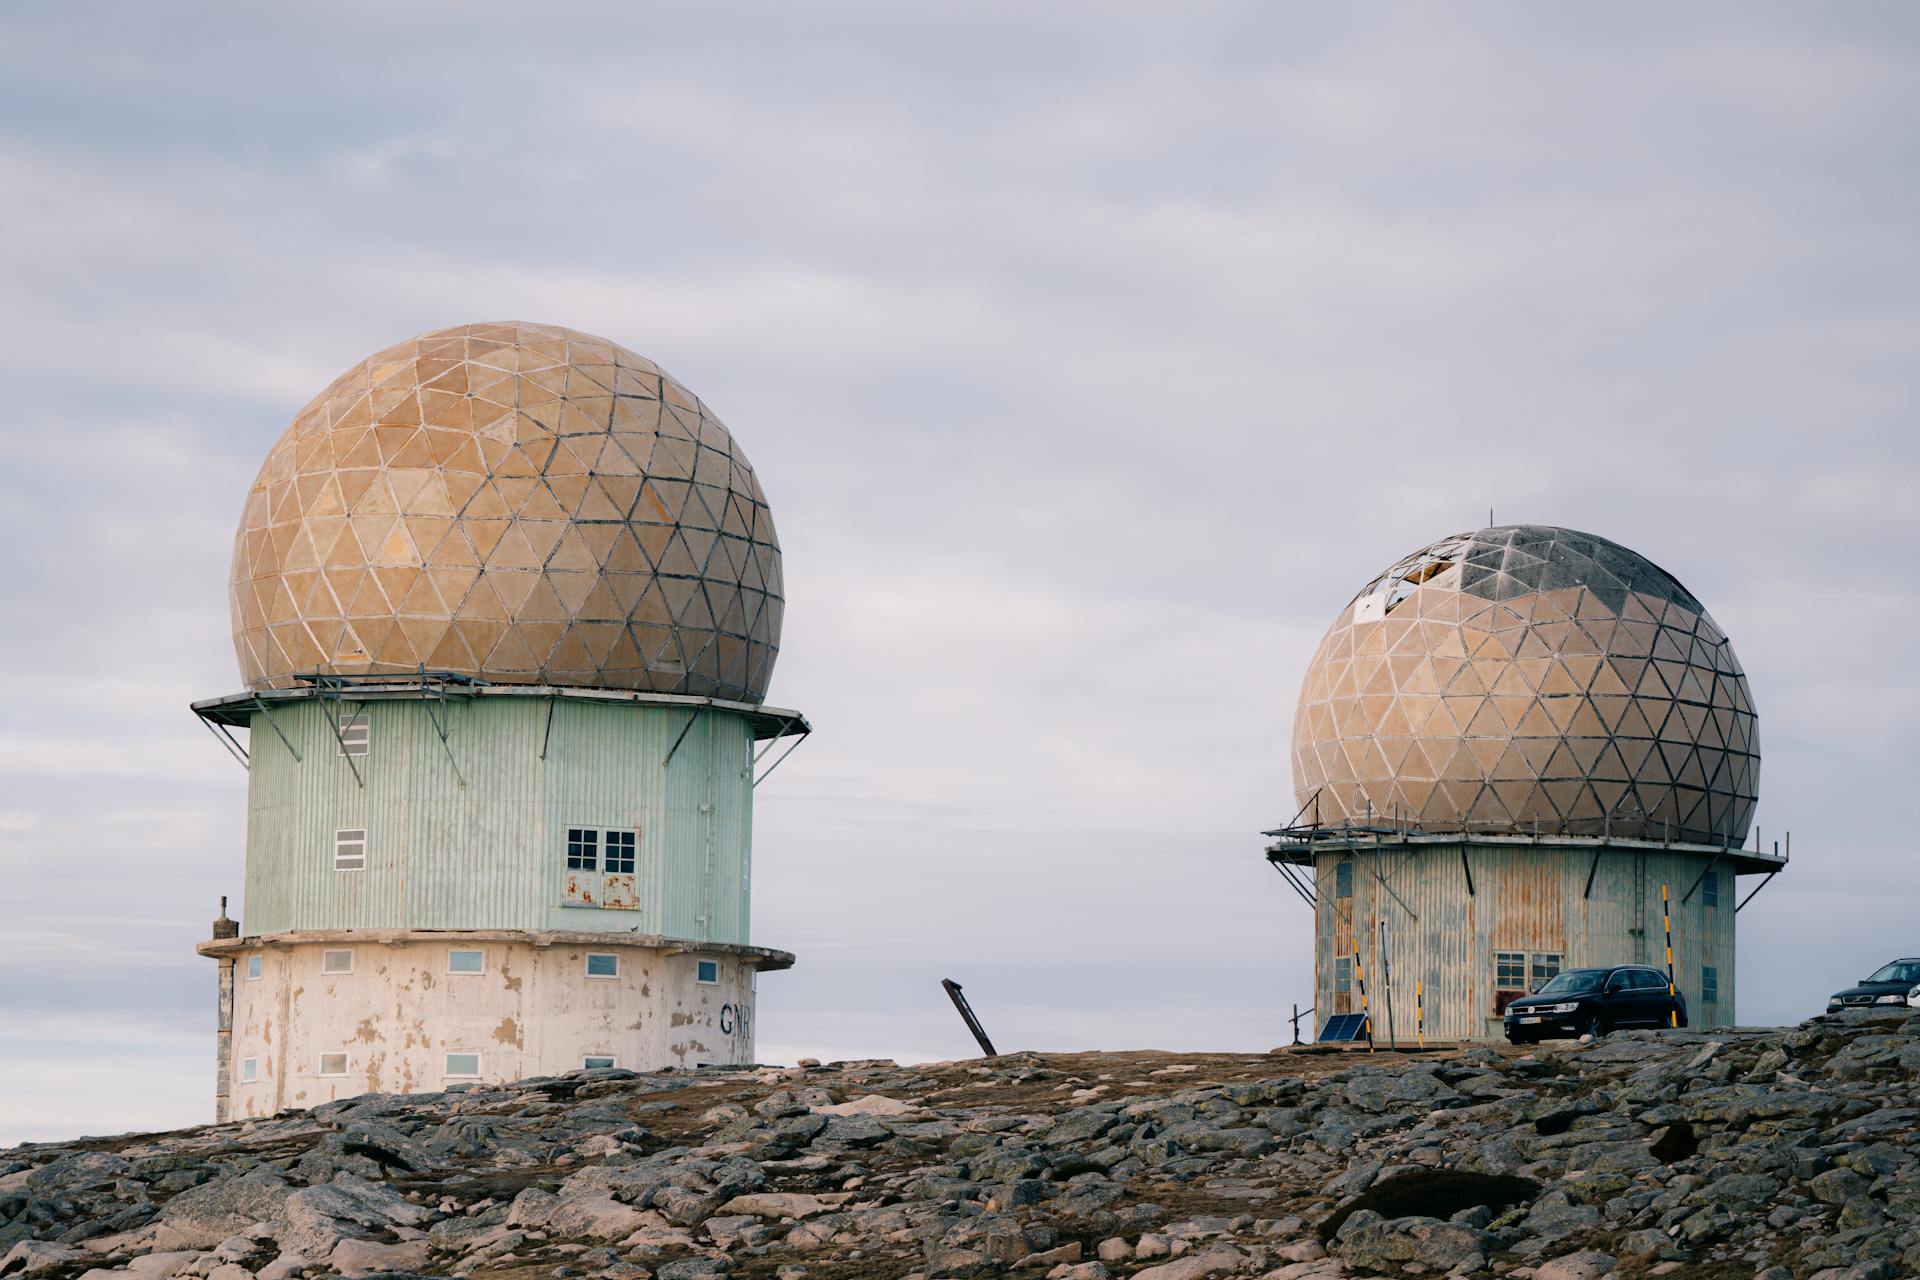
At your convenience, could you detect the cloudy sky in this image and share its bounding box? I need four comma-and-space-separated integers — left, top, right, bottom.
4, 4, 1918, 1145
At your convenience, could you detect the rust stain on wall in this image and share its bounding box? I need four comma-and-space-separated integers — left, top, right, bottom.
493, 1016, 523, 1047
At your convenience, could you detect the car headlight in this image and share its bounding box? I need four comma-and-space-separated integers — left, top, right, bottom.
1876, 993, 1905, 1004
1543, 1002, 1580, 1013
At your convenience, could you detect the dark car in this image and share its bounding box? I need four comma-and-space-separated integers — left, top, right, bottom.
1503, 965, 1688, 1043
1824, 958, 1920, 1014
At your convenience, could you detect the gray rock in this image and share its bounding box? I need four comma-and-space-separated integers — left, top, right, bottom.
1531, 1251, 1616, 1280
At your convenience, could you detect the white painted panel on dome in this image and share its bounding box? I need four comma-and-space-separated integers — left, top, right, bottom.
1353, 592, 1388, 624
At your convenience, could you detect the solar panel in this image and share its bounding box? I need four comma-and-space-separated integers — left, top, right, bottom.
1318, 1013, 1370, 1043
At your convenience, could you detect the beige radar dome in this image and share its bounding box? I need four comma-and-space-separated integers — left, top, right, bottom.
1291, 525, 1758, 846
230, 322, 783, 701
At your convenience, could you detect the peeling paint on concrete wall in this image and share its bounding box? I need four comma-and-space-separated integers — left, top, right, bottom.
222, 936, 761, 1118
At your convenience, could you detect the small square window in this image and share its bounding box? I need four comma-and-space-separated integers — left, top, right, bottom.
605, 829, 636, 874
334, 829, 366, 872
1335, 860, 1353, 898
448, 949, 484, 974
1333, 956, 1352, 993
1531, 954, 1562, 991
583, 1055, 617, 1069
318, 1052, 348, 1076
241, 1057, 258, 1083
567, 828, 598, 871
696, 959, 720, 985
322, 949, 353, 975
1496, 952, 1526, 989
246, 954, 262, 981
585, 952, 619, 978
1702, 871, 1719, 908
445, 1052, 481, 1077
1702, 966, 1719, 1004
336, 713, 369, 757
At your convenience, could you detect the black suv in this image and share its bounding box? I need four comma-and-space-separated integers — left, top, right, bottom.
1504, 965, 1688, 1043
1825, 958, 1920, 1014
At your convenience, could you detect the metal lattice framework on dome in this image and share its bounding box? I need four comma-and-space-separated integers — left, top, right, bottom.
1291, 525, 1758, 846
230, 322, 783, 701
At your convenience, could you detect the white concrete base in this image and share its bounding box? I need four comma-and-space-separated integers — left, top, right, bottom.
201, 930, 784, 1119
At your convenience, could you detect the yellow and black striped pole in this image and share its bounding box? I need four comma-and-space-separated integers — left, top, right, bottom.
1416, 980, 1425, 1049
1662, 882, 1678, 1028
1354, 944, 1375, 1052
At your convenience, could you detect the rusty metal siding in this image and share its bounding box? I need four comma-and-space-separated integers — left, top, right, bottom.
1313, 838, 1739, 1042
241, 698, 756, 944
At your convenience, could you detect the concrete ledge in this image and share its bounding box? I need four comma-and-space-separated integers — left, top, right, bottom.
197, 928, 795, 970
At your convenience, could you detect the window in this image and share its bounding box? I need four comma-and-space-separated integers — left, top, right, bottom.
448, 949, 484, 974
444, 1052, 481, 1077
1335, 860, 1353, 898
1530, 954, 1562, 991
1701, 966, 1719, 1004
585, 952, 618, 978
605, 829, 636, 874
334, 829, 366, 871
567, 828, 598, 871
322, 949, 353, 975
246, 954, 262, 981
1495, 952, 1526, 989
1636, 969, 1670, 991
1333, 956, 1352, 993
1702, 870, 1719, 908
583, 1055, 617, 1069
318, 1052, 348, 1076
696, 959, 720, 985
336, 713, 369, 757
241, 1058, 258, 1083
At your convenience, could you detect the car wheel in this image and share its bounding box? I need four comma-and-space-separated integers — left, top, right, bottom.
1582, 1013, 1606, 1040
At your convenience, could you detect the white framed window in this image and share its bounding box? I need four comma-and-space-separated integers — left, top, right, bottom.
337, 713, 369, 757
605, 829, 636, 874
241, 1057, 258, 1083
334, 828, 366, 871
447, 949, 484, 975
1530, 953, 1562, 991
246, 954, 262, 981
1333, 956, 1352, 993
567, 828, 598, 871
585, 952, 618, 979
318, 1052, 349, 1077
583, 1055, 617, 1069
444, 1052, 481, 1077
696, 959, 720, 985
321, 949, 353, 975
1495, 952, 1526, 989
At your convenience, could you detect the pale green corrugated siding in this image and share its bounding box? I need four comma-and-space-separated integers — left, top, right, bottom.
241, 698, 755, 941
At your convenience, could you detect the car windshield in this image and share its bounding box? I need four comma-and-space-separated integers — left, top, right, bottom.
1536, 970, 1605, 995
1865, 961, 1920, 984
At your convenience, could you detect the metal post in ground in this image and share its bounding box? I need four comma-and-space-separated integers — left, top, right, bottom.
1353, 945, 1375, 1053
1381, 918, 1396, 1050
1416, 980, 1425, 1049
1662, 883, 1678, 1028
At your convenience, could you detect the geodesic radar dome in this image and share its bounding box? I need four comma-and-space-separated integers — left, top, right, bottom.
229, 322, 783, 701
1291, 525, 1758, 845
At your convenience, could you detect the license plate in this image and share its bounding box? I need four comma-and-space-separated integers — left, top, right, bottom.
1519, 1016, 1542, 1024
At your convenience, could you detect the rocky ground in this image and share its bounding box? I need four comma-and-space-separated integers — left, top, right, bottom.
5, 1011, 1920, 1280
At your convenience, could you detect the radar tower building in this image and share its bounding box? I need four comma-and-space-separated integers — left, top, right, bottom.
1267, 525, 1785, 1042
194, 322, 808, 1119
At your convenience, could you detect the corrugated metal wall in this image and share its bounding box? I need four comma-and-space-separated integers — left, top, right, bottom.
1313, 839, 1737, 1042
242, 697, 756, 942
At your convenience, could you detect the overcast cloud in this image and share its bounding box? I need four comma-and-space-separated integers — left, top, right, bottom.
3, 3, 1918, 1145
